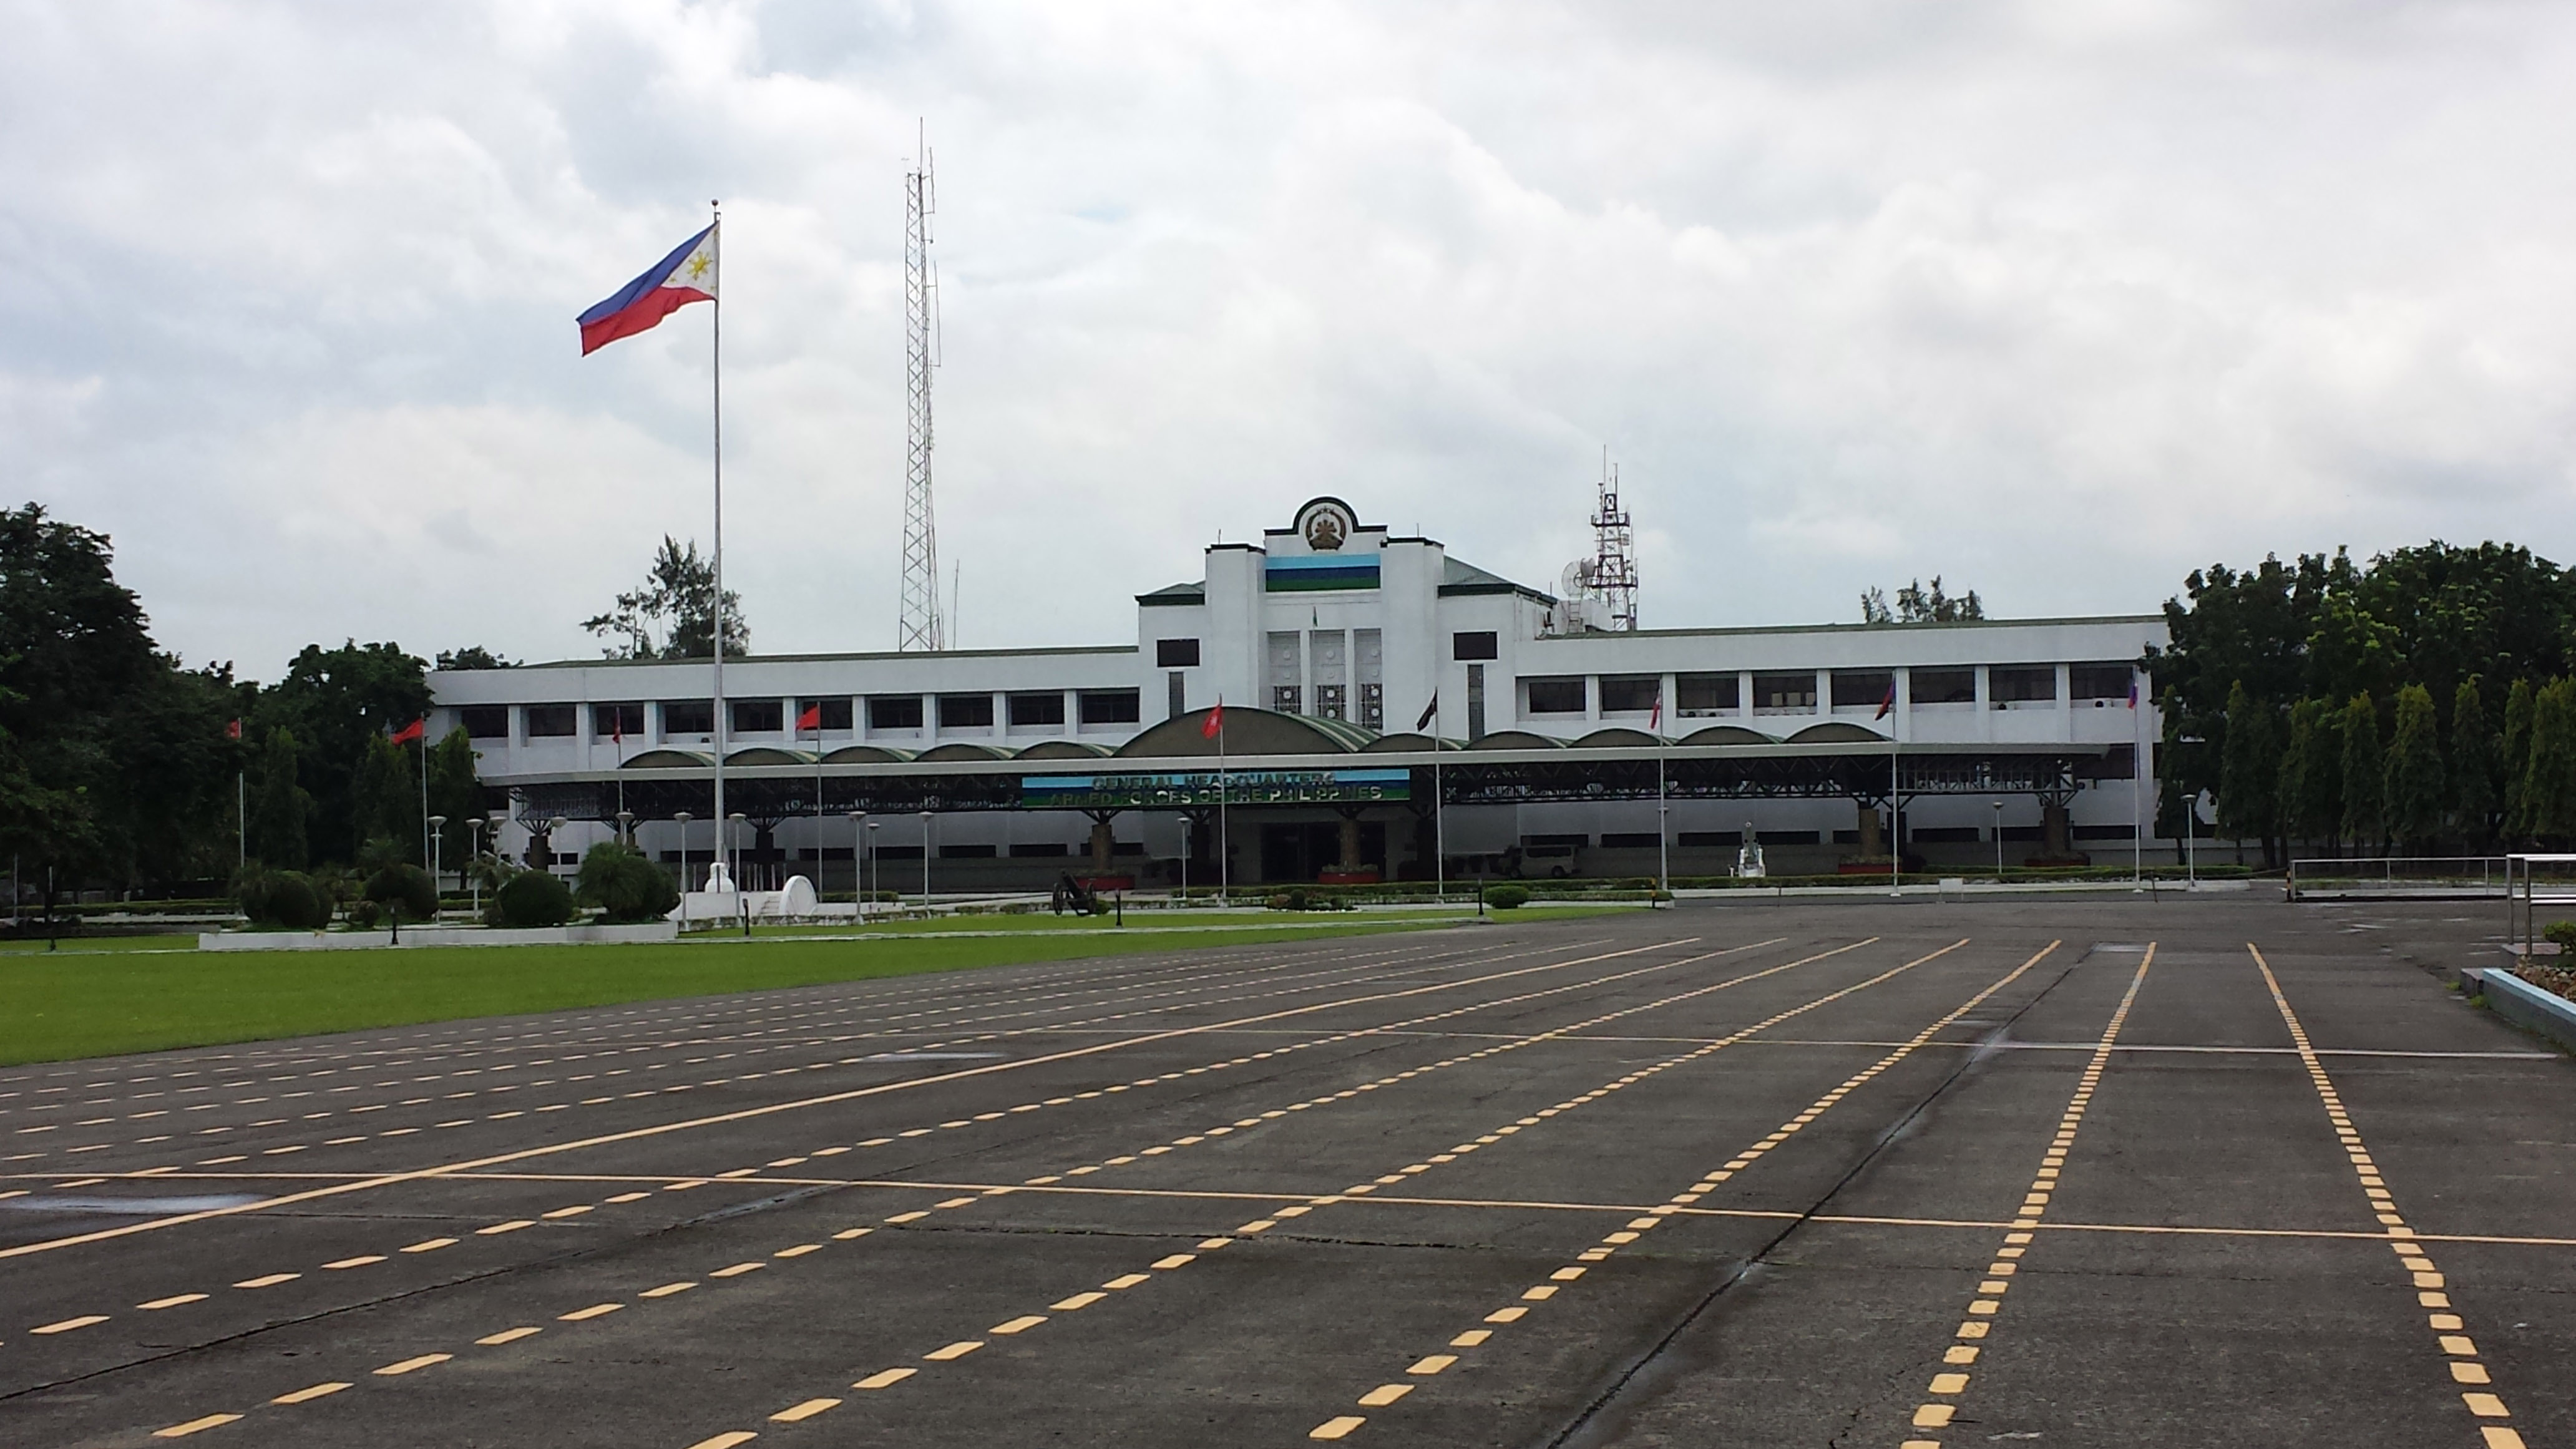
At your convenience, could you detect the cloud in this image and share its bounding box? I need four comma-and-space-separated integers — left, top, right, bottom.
5, 0, 2576, 676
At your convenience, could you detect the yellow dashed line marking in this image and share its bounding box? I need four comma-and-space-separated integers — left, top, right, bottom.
853, 1367, 915, 1390
373, 1352, 451, 1376
271, 1382, 350, 1404
477, 1327, 542, 1345
770, 1398, 841, 1422
140, 1293, 207, 1310
558, 1302, 623, 1322
233, 1272, 298, 1289
153, 1413, 243, 1438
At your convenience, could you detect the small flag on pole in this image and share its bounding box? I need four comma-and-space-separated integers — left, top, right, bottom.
389, 718, 426, 746
578, 225, 718, 355
1875, 683, 1895, 721
1650, 690, 1662, 733
2127, 676, 2141, 708
226, 718, 242, 741
1202, 700, 1225, 739
1414, 695, 1439, 732
796, 702, 823, 733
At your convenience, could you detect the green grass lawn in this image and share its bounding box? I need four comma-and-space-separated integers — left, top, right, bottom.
0, 918, 1485, 1067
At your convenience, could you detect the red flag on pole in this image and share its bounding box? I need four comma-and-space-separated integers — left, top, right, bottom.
227, 718, 243, 741
1875, 683, 1895, 721
796, 703, 822, 733
389, 718, 426, 746
1201, 701, 1224, 739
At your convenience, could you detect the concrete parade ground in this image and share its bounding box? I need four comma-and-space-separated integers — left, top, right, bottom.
0, 899, 2567, 1448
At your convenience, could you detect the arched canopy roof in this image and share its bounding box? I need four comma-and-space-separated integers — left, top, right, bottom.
1359, 732, 1456, 753
917, 742, 1011, 762
725, 746, 817, 766
623, 748, 715, 769
1463, 730, 1566, 751
824, 744, 915, 764
1015, 739, 1115, 759
1680, 725, 1775, 746
1787, 721, 1890, 744
1572, 728, 1667, 749
1116, 706, 1376, 758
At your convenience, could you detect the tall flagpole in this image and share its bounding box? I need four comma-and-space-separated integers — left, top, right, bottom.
1433, 694, 1445, 904
710, 202, 726, 891
1217, 700, 1229, 906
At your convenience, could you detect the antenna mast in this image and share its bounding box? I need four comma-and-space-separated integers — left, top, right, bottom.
897, 124, 945, 651
1590, 448, 1639, 631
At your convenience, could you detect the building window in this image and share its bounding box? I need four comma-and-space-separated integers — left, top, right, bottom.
1524, 677, 1586, 715
799, 698, 853, 731
661, 700, 714, 736
1523, 833, 1588, 847
1599, 676, 1660, 713
1677, 673, 1739, 715
1991, 667, 2057, 705
1156, 637, 1201, 668
1272, 685, 1303, 714
867, 695, 925, 730
1830, 671, 1894, 709
525, 705, 578, 738
1316, 683, 1347, 721
1466, 663, 1486, 740
1168, 672, 1187, 720
938, 694, 995, 728
1008, 842, 1070, 857
1008, 692, 1065, 727
2071, 663, 2134, 703
1453, 631, 1499, 661
1078, 689, 1140, 724
730, 700, 783, 734
1359, 681, 1383, 729
939, 843, 998, 859
1911, 669, 1976, 705
595, 703, 646, 739
1753, 672, 1818, 712
460, 706, 510, 740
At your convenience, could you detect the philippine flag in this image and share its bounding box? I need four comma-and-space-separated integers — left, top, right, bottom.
578, 224, 718, 355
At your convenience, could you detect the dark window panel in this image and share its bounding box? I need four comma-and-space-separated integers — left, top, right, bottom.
1677, 673, 1739, 713
939, 694, 995, 728
867, 695, 925, 729
1156, 637, 1201, 668
1524, 678, 1585, 714
460, 706, 510, 739
1452, 631, 1499, 661
1911, 669, 1976, 705
661, 700, 714, 735
1598, 676, 1660, 713
1008, 692, 1066, 726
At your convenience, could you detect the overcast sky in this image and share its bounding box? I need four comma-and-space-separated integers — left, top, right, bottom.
7, 1, 2575, 680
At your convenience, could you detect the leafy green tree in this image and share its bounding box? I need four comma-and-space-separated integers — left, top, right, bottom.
2217, 681, 2282, 864
2504, 678, 2537, 834
2384, 684, 2445, 851
582, 536, 748, 660
2277, 699, 2331, 853
350, 733, 422, 864
2451, 680, 2497, 848
425, 728, 484, 872
364, 862, 437, 922
2340, 694, 2384, 849
1861, 577, 1985, 625
250, 728, 310, 869
254, 641, 429, 867
433, 646, 515, 671
494, 868, 575, 927
576, 841, 680, 922
2522, 680, 2576, 843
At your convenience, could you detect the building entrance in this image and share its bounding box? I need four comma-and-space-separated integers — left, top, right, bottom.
1259, 820, 1386, 882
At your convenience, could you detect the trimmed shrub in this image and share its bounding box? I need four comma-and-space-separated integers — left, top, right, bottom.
1485, 884, 1531, 910
576, 842, 681, 923
2543, 920, 2576, 952
346, 899, 382, 929
365, 862, 438, 922
494, 869, 575, 928
237, 867, 330, 929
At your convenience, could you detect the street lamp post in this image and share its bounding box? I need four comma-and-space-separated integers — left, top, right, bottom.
466, 817, 486, 920
675, 811, 694, 916
919, 810, 934, 907
728, 812, 748, 890
1992, 801, 2004, 881
616, 809, 635, 849
427, 816, 447, 919
866, 820, 881, 912
846, 811, 866, 919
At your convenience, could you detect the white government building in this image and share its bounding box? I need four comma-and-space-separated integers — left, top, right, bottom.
429, 497, 2169, 890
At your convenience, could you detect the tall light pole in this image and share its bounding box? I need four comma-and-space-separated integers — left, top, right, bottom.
847, 811, 866, 916
866, 820, 881, 912
919, 809, 934, 905
466, 817, 485, 920
1992, 800, 2004, 881
728, 812, 748, 890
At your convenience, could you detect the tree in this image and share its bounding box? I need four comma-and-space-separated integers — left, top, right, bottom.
2451, 680, 2497, 849
494, 868, 574, 927
2503, 678, 2536, 834
255, 641, 429, 866
577, 841, 680, 922
250, 728, 310, 869
2217, 681, 2281, 864
582, 536, 747, 660
2276, 699, 2332, 854
1862, 577, 1984, 625
434, 646, 517, 671
2339, 693, 2384, 851
2521, 680, 2576, 844
2383, 684, 2445, 852
425, 728, 484, 872
349, 732, 421, 864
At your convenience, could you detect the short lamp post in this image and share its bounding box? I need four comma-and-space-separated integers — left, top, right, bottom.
847, 812, 867, 916
465, 817, 486, 919
866, 820, 881, 912
615, 809, 635, 848
919, 810, 934, 907
427, 815, 447, 917
675, 811, 694, 899
728, 812, 748, 889
1992, 801, 2005, 880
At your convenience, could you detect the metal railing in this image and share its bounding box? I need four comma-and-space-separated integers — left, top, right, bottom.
2505, 854, 2576, 958
2285, 856, 2507, 901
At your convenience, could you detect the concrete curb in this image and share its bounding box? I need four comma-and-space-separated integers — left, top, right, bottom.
198, 921, 679, 952
2474, 967, 2576, 1055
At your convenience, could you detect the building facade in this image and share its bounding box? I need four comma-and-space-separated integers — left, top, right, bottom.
429, 497, 2170, 887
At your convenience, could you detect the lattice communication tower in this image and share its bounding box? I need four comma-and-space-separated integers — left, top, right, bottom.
897, 127, 945, 651
1589, 452, 1639, 631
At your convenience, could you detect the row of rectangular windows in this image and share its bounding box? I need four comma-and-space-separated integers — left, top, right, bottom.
1521, 664, 2137, 716
457, 690, 1143, 741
